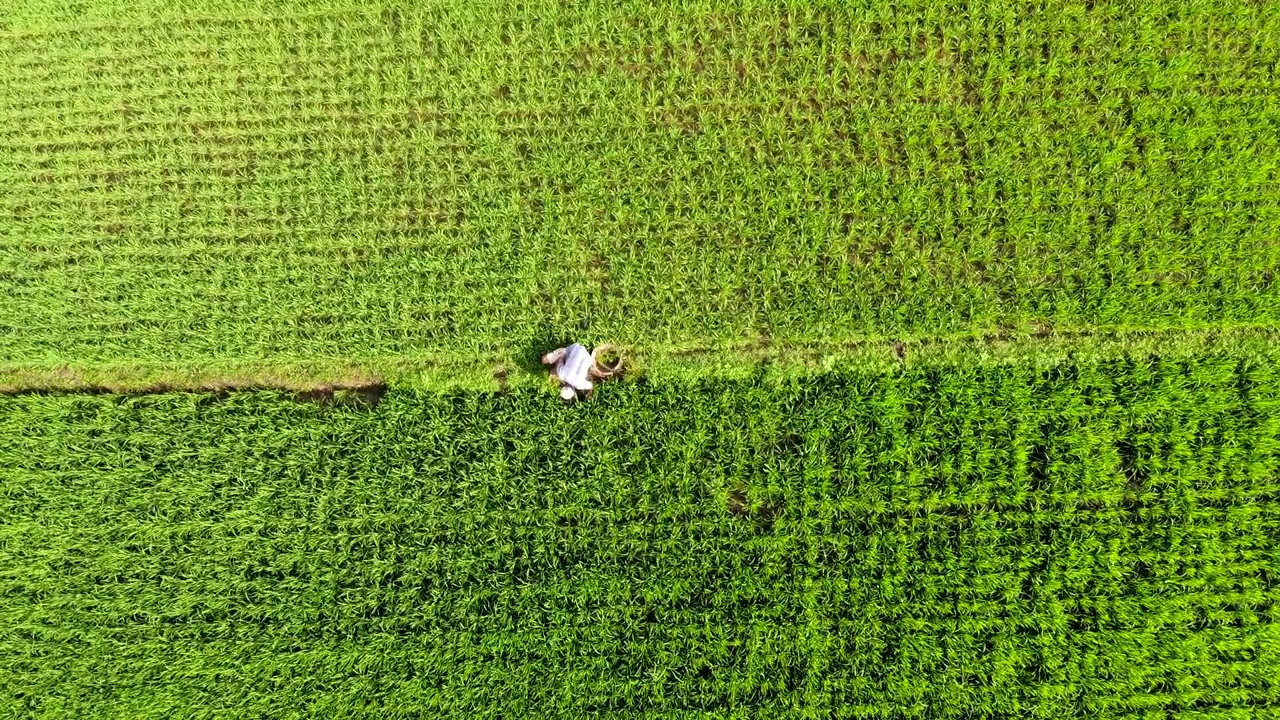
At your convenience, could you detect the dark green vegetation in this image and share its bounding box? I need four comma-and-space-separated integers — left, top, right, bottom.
4, 352, 1279, 718
2, 0, 1278, 388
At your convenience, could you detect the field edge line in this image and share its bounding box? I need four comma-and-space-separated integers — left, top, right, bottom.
2, 324, 1277, 396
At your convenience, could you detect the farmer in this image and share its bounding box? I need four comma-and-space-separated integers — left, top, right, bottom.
542, 343, 620, 401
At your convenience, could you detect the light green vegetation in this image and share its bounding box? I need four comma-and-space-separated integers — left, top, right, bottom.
3, 351, 1279, 718
2, 0, 1278, 390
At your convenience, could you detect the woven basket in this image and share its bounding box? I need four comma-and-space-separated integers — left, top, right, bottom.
590, 344, 624, 379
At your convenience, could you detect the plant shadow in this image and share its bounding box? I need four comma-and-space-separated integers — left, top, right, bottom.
514, 321, 576, 377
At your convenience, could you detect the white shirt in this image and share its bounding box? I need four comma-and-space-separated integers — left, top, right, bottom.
554, 343, 595, 392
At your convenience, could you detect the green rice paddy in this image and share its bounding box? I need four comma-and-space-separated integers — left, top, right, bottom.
1, 0, 1278, 716
2, 0, 1277, 388
4, 353, 1279, 717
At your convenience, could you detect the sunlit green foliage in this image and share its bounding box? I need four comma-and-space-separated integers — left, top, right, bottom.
2, 0, 1277, 376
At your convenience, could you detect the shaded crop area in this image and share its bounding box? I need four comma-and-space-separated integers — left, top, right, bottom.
3, 352, 1279, 718
2, 0, 1278, 374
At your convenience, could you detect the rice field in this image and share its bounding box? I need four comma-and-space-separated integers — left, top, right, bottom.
2, 1, 1279, 717
2, 0, 1278, 388
3, 352, 1279, 718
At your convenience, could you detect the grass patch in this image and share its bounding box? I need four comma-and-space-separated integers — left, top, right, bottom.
2, 350, 1278, 717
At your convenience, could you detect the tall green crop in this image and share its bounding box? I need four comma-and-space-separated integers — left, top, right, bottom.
2, 352, 1277, 717
2, 0, 1277, 387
